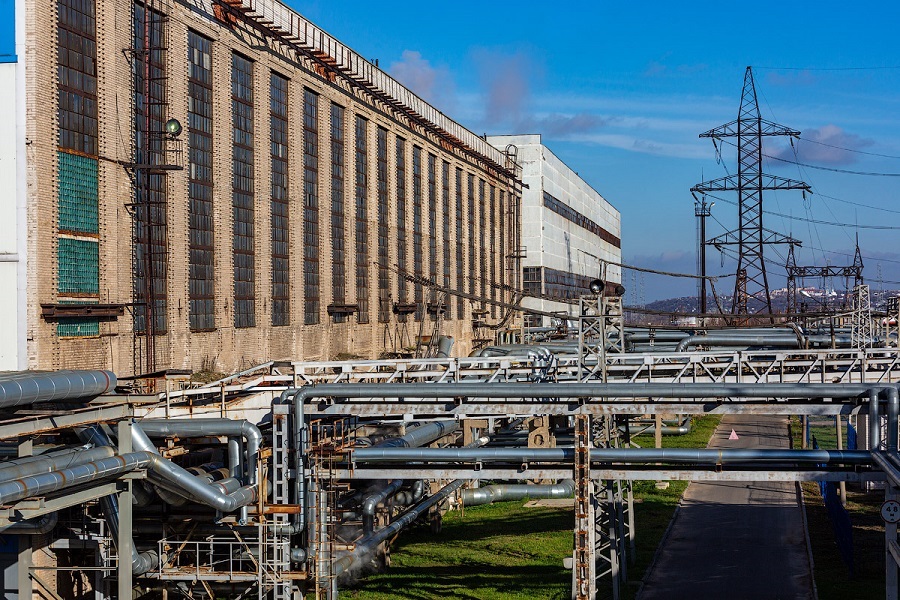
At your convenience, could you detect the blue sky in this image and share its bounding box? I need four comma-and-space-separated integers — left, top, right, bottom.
293, 1, 900, 302
1, 0, 15, 61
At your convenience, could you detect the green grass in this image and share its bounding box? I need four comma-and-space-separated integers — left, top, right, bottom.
347, 414, 722, 600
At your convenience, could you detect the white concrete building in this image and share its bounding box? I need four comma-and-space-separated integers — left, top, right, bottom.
488, 134, 621, 326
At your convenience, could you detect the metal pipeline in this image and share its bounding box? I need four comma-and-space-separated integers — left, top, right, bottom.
0, 370, 116, 408
0, 512, 58, 534
0, 445, 115, 482
352, 447, 873, 465
292, 381, 891, 405
0, 451, 154, 505
869, 389, 881, 451
887, 387, 899, 453
361, 479, 404, 536
333, 477, 466, 577
677, 334, 801, 352
137, 418, 262, 486
75, 426, 159, 574
378, 420, 459, 448
462, 480, 575, 507
130, 423, 258, 514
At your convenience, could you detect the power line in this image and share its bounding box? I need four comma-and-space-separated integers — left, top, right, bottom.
754, 65, 900, 71
765, 153, 900, 176
800, 138, 900, 161
704, 193, 900, 230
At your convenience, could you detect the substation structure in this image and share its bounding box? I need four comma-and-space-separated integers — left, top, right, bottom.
6, 343, 900, 598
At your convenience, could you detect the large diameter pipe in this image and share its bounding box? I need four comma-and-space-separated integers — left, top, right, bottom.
0, 370, 116, 407
462, 480, 575, 507
361, 479, 404, 536
0, 452, 153, 505
353, 447, 873, 465
0, 445, 115, 482
378, 420, 459, 449
333, 478, 466, 577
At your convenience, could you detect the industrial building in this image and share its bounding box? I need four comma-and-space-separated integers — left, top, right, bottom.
487, 135, 621, 328
12, 0, 524, 378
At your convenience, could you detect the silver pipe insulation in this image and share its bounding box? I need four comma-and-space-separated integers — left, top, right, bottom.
0, 452, 154, 505
130, 423, 258, 515
888, 387, 899, 453
0, 370, 116, 407
292, 381, 891, 404
676, 334, 802, 352
377, 420, 459, 448
333, 478, 466, 577
352, 447, 873, 465
0, 512, 59, 534
0, 445, 115, 481
869, 389, 881, 451
75, 426, 159, 574
361, 479, 404, 536
137, 419, 261, 486
461, 480, 575, 507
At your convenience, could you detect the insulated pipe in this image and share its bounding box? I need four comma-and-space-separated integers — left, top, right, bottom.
352, 447, 873, 465
887, 387, 899, 454
137, 419, 262, 485
378, 420, 459, 448
393, 480, 425, 506
130, 423, 258, 514
461, 480, 575, 507
869, 389, 881, 451
361, 479, 404, 536
0, 512, 58, 535
293, 381, 890, 404
0, 452, 154, 505
677, 334, 801, 352
333, 477, 466, 577
0, 445, 115, 481
0, 370, 116, 408
74, 426, 159, 574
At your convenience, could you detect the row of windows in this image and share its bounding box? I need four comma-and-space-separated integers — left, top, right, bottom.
523, 266, 595, 301
542, 191, 620, 249
232, 53, 256, 329
270, 73, 290, 327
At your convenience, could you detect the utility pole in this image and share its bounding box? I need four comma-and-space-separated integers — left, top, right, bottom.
695, 197, 713, 317
692, 67, 810, 324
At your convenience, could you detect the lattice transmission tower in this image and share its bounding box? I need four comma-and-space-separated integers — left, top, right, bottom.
692, 67, 810, 323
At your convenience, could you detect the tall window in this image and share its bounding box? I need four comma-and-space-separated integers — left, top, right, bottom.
330, 103, 346, 321
455, 168, 465, 320
187, 31, 215, 331
57, 0, 100, 337
442, 160, 451, 321
499, 189, 506, 308
427, 154, 437, 289
303, 89, 319, 325
467, 174, 476, 301
270, 72, 289, 326
133, 3, 168, 335
354, 115, 369, 324
412, 147, 423, 320
489, 184, 496, 317
479, 179, 486, 309
231, 53, 255, 328
377, 127, 390, 323
396, 139, 407, 303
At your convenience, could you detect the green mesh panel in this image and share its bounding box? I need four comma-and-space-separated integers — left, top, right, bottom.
58, 152, 99, 234
58, 237, 99, 295
57, 318, 100, 337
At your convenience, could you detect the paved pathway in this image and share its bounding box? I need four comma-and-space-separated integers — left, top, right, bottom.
637, 414, 815, 600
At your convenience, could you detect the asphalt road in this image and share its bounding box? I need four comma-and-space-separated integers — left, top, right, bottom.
636, 414, 815, 600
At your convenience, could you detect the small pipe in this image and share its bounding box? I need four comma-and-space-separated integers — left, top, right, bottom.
353, 447, 873, 465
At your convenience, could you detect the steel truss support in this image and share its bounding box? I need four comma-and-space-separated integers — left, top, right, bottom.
692, 66, 809, 322
851, 284, 874, 350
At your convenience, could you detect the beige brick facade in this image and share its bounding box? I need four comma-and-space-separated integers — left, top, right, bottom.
26, 0, 521, 375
